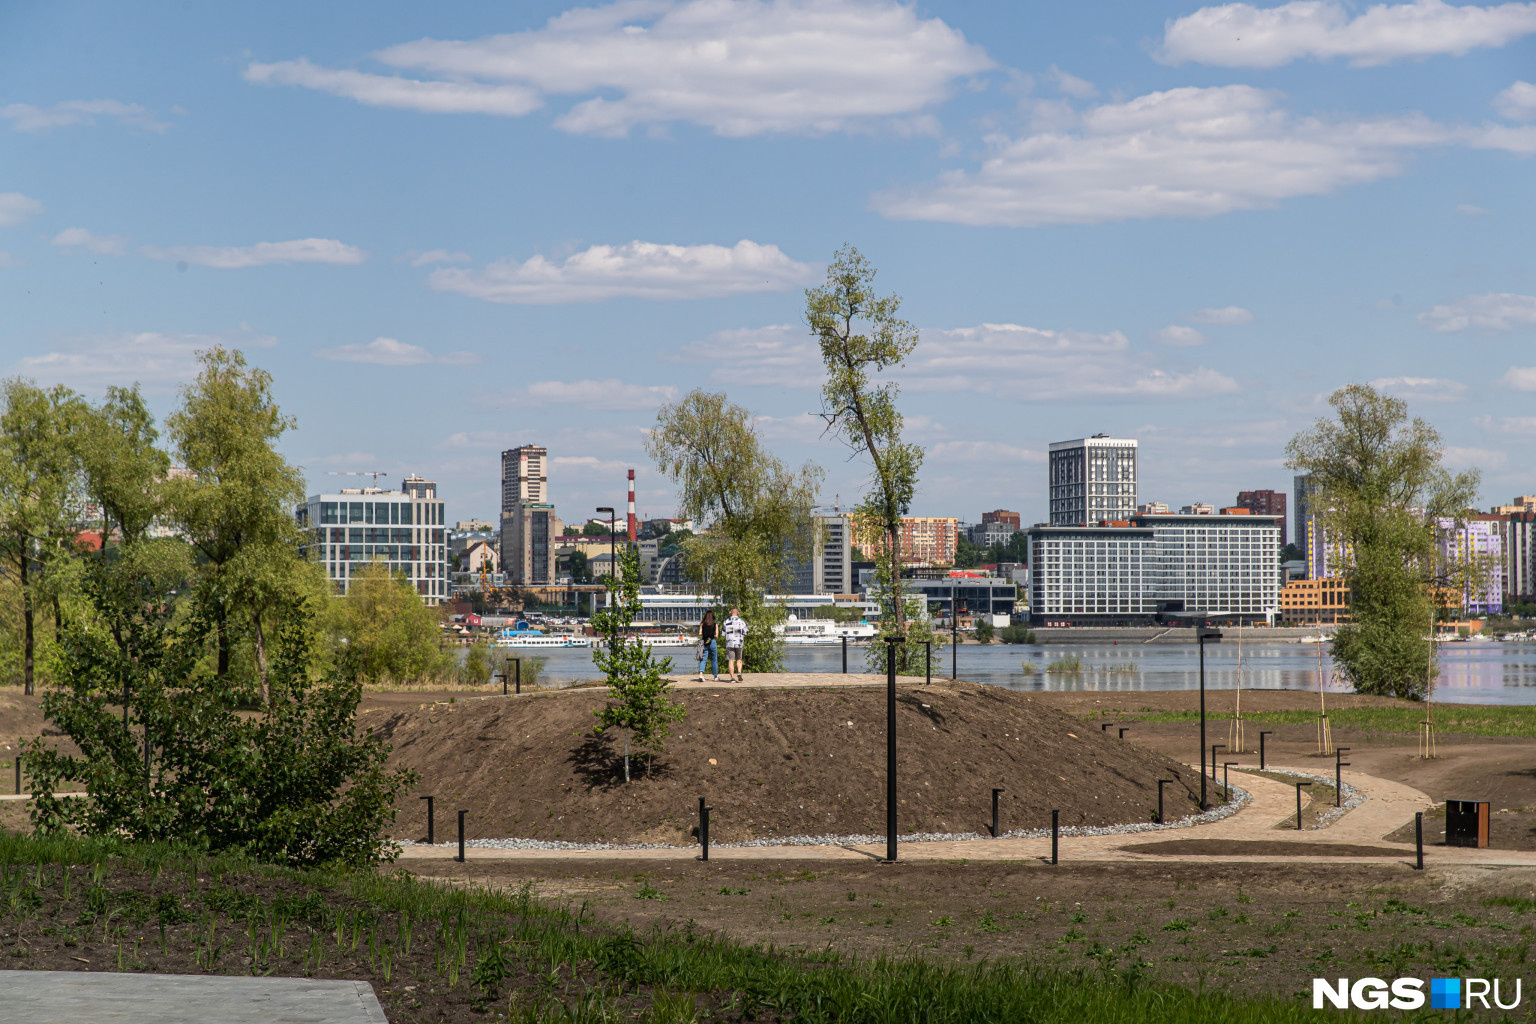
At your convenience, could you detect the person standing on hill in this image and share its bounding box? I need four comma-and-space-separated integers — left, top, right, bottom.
722, 606, 748, 682
696, 609, 719, 681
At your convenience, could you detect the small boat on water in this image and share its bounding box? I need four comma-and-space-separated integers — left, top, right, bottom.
493, 630, 592, 649
1296, 634, 1333, 644
774, 617, 877, 645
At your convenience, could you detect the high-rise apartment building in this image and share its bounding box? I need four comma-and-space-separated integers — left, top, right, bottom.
981, 509, 1021, 531
1439, 515, 1505, 616
499, 445, 559, 585
296, 482, 449, 604
1048, 435, 1137, 526
786, 513, 855, 595
849, 516, 960, 565
1501, 511, 1536, 602
1235, 489, 1288, 547
1293, 474, 1313, 553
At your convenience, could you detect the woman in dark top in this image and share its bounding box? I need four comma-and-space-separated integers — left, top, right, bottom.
697, 610, 719, 681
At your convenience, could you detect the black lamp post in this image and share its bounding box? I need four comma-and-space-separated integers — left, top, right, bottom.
1197, 622, 1220, 810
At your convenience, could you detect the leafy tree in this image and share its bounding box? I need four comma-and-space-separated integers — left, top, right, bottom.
0, 379, 89, 694
164, 348, 307, 702
330, 563, 448, 684
590, 548, 682, 782
998, 625, 1037, 644
568, 549, 591, 584
974, 619, 994, 643
460, 638, 491, 685
647, 390, 821, 672
954, 535, 982, 569
582, 521, 614, 537
77, 385, 171, 551
1281, 542, 1305, 563
25, 560, 415, 866
807, 245, 936, 673
1286, 384, 1480, 699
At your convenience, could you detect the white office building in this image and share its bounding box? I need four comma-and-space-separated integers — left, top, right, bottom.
1026, 525, 1154, 623
297, 480, 450, 605
1025, 513, 1280, 625
1048, 435, 1138, 526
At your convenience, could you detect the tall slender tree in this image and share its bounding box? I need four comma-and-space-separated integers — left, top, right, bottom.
806, 246, 936, 672
0, 380, 88, 694
77, 385, 171, 552
165, 348, 306, 702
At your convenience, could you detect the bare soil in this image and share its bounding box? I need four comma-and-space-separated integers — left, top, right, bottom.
365, 682, 1207, 846
1385, 803, 1536, 851
410, 857, 1536, 999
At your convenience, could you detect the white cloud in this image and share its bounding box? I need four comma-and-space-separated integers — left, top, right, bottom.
430, 240, 813, 304
750, 412, 827, 444
1476, 414, 1536, 434
1499, 366, 1536, 390
907, 323, 1241, 401
874, 85, 1473, 227
10, 326, 277, 391
678, 324, 822, 387
1496, 80, 1536, 120
1190, 305, 1255, 325
247, 0, 992, 137
51, 227, 129, 256
1367, 375, 1468, 401
1158, 0, 1536, 68
1, 98, 169, 132
243, 59, 543, 116
0, 192, 44, 227
406, 248, 471, 266
517, 379, 679, 411
1153, 324, 1208, 347
1443, 445, 1507, 470
140, 238, 367, 269
1048, 66, 1098, 99
313, 337, 478, 366
550, 455, 634, 474
1419, 292, 1536, 332
1456, 202, 1490, 215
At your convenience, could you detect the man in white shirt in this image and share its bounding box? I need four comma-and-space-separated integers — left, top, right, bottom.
722, 607, 748, 682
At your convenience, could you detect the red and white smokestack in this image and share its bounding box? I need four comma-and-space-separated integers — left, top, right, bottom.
626, 468, 637, 542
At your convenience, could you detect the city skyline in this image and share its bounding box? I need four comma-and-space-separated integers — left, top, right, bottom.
4, 1, 1534, 525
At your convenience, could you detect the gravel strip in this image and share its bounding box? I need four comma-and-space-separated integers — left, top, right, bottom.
1243, 766, 1363, 829
398, 786, 1252, 852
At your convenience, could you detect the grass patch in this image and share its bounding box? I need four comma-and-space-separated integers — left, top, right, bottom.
0, 829, 1353, 1023
1045, 655, 1086, 675
1120, 705, 1536, 738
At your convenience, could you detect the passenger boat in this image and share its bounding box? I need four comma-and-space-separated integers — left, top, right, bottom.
492, 631, 592, 649
773, 617, 877, 645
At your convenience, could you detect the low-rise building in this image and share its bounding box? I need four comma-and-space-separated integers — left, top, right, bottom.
462, 540, 497, 575
1278, 578, 1351, 625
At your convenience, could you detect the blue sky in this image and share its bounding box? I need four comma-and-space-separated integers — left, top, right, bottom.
3, 0, 1534, 528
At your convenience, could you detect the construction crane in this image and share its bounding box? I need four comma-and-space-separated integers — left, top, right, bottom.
326, 470, 391, 486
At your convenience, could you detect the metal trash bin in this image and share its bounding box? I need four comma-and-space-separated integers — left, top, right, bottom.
1446, 799, 1491, 848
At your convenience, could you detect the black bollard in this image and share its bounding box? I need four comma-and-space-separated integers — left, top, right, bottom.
990, 787, 1004, 838
13, 753, 20, 796
420, 795, 435, 845
841, 635, 847, 674
1335, 747, 1350, 807
1050, 809, 1059, 865
1415, 811, 1424, 870
1157, 779, 1172, 824
1259, 731, 1273, 770
1295, 782, 1312, 830
1100, 722, 1114, 732
924, 641, 931, 686
1118, 727, 1130, 739
698, 797, 713, 861
514, 658, 521, 695
456, 809, 467, 862
1210, 744, 1225, 782
1223, 762, 1237, 799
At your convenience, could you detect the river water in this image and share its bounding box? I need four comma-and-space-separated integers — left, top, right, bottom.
503, 640, 1536, 706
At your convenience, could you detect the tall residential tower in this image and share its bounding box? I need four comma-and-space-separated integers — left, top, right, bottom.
1048, 435, 1138, 526
500, 445, 561, 585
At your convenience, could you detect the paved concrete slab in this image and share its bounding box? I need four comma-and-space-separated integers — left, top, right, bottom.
0, 971, 387, 1024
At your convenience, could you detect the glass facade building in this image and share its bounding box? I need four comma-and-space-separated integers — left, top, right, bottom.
296, 485, 449, 605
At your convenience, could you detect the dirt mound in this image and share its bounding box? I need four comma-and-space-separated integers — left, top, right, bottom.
365, 680, 1207, 846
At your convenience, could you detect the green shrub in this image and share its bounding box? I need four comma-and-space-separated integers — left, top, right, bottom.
998, 625, 1037, 644
1045, 654, 1085, 674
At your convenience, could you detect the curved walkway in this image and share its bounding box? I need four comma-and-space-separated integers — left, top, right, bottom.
395, 764, 1536, 867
